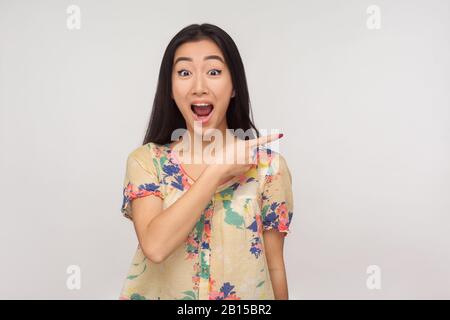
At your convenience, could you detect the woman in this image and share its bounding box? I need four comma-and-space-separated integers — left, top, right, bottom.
120, 23, 294, 300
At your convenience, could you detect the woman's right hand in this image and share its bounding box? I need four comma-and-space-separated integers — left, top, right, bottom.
208, 133, 284, 180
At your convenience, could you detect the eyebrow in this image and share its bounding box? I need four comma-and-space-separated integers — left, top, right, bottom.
174, 55, 225, 65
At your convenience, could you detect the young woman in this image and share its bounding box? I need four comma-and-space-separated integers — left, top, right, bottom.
120, 23, 294, 300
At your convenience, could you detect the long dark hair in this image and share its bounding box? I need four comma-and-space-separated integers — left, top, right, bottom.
142, 23, 260, 145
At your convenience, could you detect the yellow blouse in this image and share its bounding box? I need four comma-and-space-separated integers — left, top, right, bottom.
119, 142, 294, 300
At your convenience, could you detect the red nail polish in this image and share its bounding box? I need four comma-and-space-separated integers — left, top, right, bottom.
279, 133, 284, 138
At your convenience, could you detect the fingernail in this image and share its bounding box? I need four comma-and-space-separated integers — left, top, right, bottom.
279, 133, 284, 138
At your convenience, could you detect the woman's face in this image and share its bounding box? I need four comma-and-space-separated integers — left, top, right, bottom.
171, 39, 234, 136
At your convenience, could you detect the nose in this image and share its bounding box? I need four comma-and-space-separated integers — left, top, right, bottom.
192, 74, 208, 96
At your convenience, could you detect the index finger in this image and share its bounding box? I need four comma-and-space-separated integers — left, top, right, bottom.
249, 133, 284, 147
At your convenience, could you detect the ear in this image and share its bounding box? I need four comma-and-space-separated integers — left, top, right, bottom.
231, 89, 235, 98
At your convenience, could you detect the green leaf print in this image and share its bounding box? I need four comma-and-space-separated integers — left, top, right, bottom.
256, 281, 265, 288
196, 214, 205, 235
127, 263, 147, 280
186, 242, 196, 254
261, 204, 269, 220
130, 293, 146, 300
180, 290, 197, 300
159, 155, 168, 168
199, 251, 210, 279
223, 200, 245, 229
152, 158, 161, 176
219, 187, 235, 200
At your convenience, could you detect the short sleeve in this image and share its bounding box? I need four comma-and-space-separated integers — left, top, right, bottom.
121, 150, 163, 221
260, 152, 294, 237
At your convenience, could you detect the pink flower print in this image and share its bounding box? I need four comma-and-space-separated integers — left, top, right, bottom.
182, 175, 191, 190
122, 182, 163, 213
255, 214, 263, 235
208, 278, 241, 300
208, 278, 224, 300
124, 182, 134, 197
265, 175, 274, 184
238, 174, 247, 184
185, 234, 199, 260
276, 203, 288, 218
192, 275, 200, 291
209, 291, 224, 300
204, 207, 214, 220
205, 223, 211, 239
278, 220, 289, 233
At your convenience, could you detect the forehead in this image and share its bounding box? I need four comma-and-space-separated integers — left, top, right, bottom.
173, 39, 224, 61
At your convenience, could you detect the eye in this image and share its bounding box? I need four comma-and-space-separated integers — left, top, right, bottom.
177, 69, 191, 77
208, 69, 222, 76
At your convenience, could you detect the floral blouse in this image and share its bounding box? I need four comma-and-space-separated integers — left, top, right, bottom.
119, 142, 294, 300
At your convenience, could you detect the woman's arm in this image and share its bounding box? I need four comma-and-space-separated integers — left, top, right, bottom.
263, 229, 289, 299
132, 134, 283, 264
131, 165, 226, 264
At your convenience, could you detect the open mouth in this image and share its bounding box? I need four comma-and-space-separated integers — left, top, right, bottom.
191, 103, 214, 117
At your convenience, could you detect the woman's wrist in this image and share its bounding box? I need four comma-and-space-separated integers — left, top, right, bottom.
203, 164, 229, 184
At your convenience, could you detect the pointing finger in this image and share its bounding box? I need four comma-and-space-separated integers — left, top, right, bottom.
250, 133, 284, 147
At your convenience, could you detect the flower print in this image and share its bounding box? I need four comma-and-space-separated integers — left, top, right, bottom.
220, 283, 240, 300
181, 175, 190, 190
265, 174, 274, 184
201, 225, 211, 250
185, 233, 199, 260
191, 263, 201, 292
249, 237, 263, 258
203, 217, 212, 242
120, 143, 292, 300
208, 279, 241, 300
247, 220, 258, 233
278, 208, 293, 233
162, 163, 179, 177
122, 181, 163, 212
160, 157, 191, 191
262, 201, 292, 234
247, 214, 263, 234
170, 174, 185, 191
276, 202, 288, 217
130, 293, 146, 300
192, 275, 200, 292
187, 203, 214, 293
278, 219, 289, 232
247, 214, 264, 258
208, 278, 223, 300
263, 202, 280, 227
208, 292, 224, 300
185, 212, 208, 260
